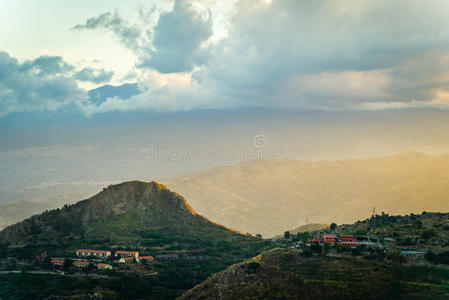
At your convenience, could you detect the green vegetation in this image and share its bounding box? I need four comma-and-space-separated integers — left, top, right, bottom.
0, 181, 274, 299
1, 182, 448, 299
180, 248, 449, 300
425, 251, 449, 265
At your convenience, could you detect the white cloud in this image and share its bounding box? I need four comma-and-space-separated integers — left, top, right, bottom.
5, 0, 449, 115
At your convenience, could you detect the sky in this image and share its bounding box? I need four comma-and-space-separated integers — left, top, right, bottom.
1, 0, 449, 208
2, 0, 449, 117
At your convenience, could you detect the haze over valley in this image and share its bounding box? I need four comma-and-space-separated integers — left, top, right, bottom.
2, 0, 449, 299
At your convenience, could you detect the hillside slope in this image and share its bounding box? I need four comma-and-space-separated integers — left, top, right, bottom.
0, 199, 69, 231
0, 181, 248, 256
179, 248, 449, 300
0, 181, 272, 299
165, 152, 449, 237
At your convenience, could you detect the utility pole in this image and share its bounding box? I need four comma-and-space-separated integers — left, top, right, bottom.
371, 206, 377, 229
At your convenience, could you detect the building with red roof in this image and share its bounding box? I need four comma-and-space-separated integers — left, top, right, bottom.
50, 259, 65, 266
139, 256, 154, 262
338, 235, 359, 248
120, 257, 137, 263
73, 261, 89, 268
323, 234, 338, 245
115, 251, 139, 258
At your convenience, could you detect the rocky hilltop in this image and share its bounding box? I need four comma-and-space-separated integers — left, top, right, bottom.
0, 181, 272, 299
0, 181, 240, 249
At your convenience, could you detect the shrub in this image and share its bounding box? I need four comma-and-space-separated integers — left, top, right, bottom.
422, 230, 436, 240
301, 249, 313, 257
425, 251, 438, 263
247, 261, 260, 271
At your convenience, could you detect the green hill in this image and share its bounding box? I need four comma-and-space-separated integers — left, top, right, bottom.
0, 181, 271, 299
0, 181, 248, 254
180, 248, 449, 300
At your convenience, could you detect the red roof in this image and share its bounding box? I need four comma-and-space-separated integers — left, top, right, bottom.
51, 259, 64, 263
77, 249, 110, 254
97, 263, 110, 267
74, 261, 89, 265
139, 256, 154, 260
115, 251, 138, 254
124, 257, 135, 261
323, 235, 337, 239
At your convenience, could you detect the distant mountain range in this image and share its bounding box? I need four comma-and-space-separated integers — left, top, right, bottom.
1, 152, 449, 237
166, 152, 449, 237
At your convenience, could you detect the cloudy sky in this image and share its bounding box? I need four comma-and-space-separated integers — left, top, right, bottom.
2, 0, 449, 117
2, 0, 449, 221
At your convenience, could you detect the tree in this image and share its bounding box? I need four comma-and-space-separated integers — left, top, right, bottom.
322, 242, 330, 255
284, 231, 291, 240
330, 223, 337, 231
63, 259, 73, 271
299, 231, 311, 243
387, 251, 406, 265
422, 230, 436, 240
425, 251, 438, 263
301, 248, 313, 257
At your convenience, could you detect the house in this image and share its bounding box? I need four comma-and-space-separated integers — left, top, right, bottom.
97, 263, 113, 270
139, 256, 154, 262
338, 235, 358, 248
73, 261, 89, 268
76, 249, 111, 259
323, 234, 338, 245
115, 251, 139, 258
50, 259, 65, 266
156, 254, 179, 260
123, 257, 138, 263
358, 241, 383, 248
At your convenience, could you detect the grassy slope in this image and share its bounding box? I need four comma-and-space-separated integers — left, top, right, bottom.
0, 182, 274, 299
180, 248, 449, 300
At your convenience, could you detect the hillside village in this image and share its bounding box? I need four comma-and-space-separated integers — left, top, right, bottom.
278, 212, 449, 266
44, 248, 209, 273
1, 212, 447, 278
0, 182, 447, 299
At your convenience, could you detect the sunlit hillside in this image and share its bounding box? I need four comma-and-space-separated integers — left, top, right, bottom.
166, 152, 449, 237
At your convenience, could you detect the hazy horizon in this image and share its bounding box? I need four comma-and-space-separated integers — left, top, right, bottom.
2, 0, 449, 228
